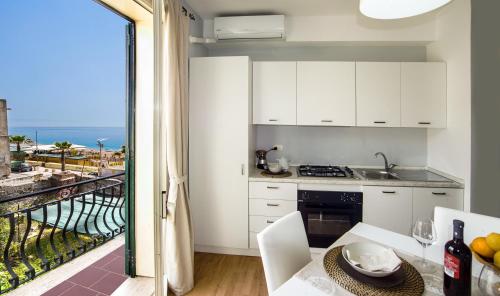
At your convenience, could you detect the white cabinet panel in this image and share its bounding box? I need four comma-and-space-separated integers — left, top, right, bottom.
253, 62, 297, 125
189, 57, 250, 249
249, 232, 259, 249
412, 188, 464, 223
249, 215, 281, 232
401, 62, 447, 128
249, 182, 297, 200
356, 62, 401, 127
363, 186, 413, 235
297, 62, 356, 126
249, 199, 297, 217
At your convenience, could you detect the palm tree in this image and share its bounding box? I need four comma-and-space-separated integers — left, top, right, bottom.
9, 135, 26, 153
54, 141, 72, 172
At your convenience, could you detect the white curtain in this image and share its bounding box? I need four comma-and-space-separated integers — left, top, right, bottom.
161, 0, 194, 294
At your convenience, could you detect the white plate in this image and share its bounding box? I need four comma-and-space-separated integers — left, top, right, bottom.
341, 242, 401, 278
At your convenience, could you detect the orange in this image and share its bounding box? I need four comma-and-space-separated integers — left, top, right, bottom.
472, 237, 496, 258
486, 233, 500, 252
494, 251, 500, 269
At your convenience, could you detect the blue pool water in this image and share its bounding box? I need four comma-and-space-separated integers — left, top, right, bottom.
8, 127, 126, 151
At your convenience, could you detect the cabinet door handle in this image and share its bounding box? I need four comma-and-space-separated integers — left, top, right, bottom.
266, 186, 280, 189
374, 121, 386, 124
268, 119, 278, 122
241, 164, 245, 176
418, 122, 431, 125
321, 119, 333, 123
382, 191, 396, 194
432, 192, 447, 196
266, 203, 280, 207
266, 220, 275, 224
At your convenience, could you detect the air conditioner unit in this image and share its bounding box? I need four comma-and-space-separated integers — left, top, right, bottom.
214, 15, 285, 40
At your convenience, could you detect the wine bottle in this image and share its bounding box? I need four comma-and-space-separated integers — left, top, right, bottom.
443, 219, 472, 296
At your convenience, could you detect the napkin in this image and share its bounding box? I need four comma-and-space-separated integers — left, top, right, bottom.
347, 248, 402, 272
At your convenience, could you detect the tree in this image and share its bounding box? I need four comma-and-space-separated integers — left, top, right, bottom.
54, 141, 72, 172
9, 135, 26, 153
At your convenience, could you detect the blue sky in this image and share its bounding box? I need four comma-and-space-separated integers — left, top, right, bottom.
0, 1, 129, 127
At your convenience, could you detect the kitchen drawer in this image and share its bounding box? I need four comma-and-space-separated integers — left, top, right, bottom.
249, 199, 297, 217
249, 215, 281, 232
412, 188, 464, 223
249, 182, 297, 200
249, 232, 258, 249
363, 186, 413, 235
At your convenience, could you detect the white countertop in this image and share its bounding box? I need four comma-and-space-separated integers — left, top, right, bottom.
249, 166, 464, 189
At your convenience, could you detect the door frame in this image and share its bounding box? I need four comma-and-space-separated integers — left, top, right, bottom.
94, 0, 137, 277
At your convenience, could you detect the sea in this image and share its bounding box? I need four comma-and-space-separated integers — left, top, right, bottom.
8, 127, 126, 151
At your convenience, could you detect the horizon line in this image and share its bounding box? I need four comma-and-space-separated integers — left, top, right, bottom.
9, 126, 126, 128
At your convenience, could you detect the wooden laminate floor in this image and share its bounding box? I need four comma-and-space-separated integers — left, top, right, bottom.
182, 252, 268, 296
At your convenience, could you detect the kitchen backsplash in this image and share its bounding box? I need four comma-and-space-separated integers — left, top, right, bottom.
256, 125, 427, 167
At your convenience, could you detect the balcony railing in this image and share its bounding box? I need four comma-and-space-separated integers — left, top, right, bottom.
0, 173, 126, 294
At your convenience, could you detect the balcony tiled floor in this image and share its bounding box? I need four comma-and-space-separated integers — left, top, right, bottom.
41, 245, 127, 296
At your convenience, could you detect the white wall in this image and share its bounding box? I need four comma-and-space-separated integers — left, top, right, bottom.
426, 0, 471, 210
203, 13, 437, 43
257, 126, 427, 167
285, 15, 436, 42
184, 2, 208, 57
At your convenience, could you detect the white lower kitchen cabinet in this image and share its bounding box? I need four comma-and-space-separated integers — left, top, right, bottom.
249, 199, 297, 217
249, 181, 298, 249
363, 186, 413, 235
412, 188, 464, 223
249, 182, 297, 200
249, 215, 281, 232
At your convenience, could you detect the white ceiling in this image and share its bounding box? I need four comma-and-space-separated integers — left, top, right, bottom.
184, 0, 360, 19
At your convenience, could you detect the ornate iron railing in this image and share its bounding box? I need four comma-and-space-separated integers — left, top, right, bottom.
0, 173, 125, 294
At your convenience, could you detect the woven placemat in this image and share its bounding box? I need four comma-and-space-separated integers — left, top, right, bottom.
323, 246, 425, 296
260, 171, 292, 178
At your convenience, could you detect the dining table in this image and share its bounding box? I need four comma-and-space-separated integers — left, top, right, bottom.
271, 223, 481, 296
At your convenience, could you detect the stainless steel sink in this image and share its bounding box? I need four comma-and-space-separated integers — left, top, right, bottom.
355, 168, 454, 182
356, 169, 400, 180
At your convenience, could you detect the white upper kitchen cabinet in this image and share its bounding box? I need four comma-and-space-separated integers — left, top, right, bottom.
297, 62, 356, 126
189, 57, 250, 250
356, 62, 401, 127
401, 62, 447, 128
253, 61, 297, 125
363, 186, 413, 235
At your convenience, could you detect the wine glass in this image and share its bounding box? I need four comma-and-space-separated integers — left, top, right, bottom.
412, 217, 438, 273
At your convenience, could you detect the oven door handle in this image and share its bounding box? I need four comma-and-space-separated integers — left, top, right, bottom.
298, 206, 360, 214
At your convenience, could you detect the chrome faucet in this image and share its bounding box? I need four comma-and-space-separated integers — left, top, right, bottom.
374, 152, 397, 172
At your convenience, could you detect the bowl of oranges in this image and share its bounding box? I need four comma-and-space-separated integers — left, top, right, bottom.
470, 232, 500, 272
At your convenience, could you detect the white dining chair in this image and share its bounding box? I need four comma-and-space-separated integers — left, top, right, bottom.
434, 206, 500, 245
434, 206, 500, 276
257, 211, 312, 294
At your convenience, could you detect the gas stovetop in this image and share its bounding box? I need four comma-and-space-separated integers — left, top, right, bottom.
298, 165, 355, 178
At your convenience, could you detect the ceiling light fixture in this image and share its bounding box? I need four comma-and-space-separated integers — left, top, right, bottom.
359, 0, 453, 20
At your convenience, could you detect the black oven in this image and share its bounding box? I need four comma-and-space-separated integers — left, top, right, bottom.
298, 190, 363, 248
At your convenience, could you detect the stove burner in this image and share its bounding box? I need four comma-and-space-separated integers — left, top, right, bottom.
298, 165, 353, 178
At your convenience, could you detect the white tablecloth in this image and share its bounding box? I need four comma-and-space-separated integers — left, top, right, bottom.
271, 223, 481, 296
